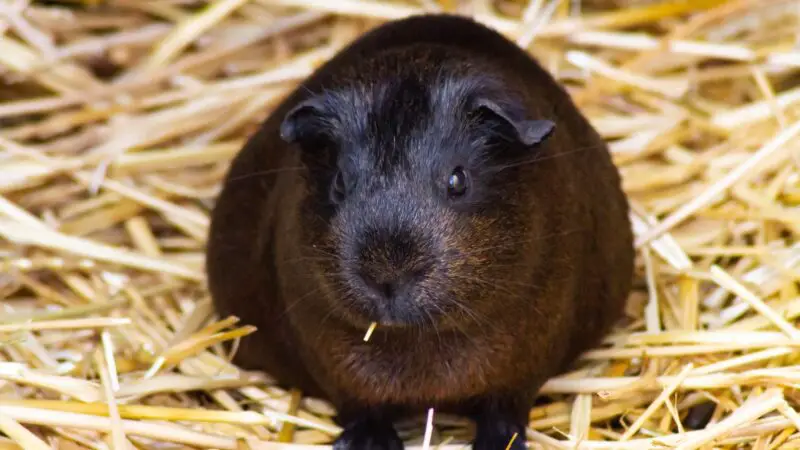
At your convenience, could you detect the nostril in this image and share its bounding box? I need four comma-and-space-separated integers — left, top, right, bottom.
358, 264, 434, 301
379, 281, 396, 299
360, 270, 398, 300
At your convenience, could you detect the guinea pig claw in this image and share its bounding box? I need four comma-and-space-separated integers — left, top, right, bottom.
333, 417, 403, 450
472, 416, 527, 450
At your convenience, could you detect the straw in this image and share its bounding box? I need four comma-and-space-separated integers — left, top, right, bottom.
363, 322, 377, 342
2, 0, 800, 448
421, 408, 434, 450
619, 363, 693, 440
0, 412, 51, 450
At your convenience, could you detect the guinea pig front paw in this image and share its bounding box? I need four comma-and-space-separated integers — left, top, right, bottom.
472, 418, 527, 450
333, 417, 403, 450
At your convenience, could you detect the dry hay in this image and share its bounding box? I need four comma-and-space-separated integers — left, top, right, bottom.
1, 0, 800, 449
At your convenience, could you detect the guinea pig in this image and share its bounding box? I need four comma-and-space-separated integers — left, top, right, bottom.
206, 13, 634, 450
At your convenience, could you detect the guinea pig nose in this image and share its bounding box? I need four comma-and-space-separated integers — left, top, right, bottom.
359, 264, 431, 302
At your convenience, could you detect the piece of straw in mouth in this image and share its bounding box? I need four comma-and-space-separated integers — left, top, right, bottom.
363, 321, 378, 342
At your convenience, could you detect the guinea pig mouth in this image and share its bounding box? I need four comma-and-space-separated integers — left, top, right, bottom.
362, 286, 436, 326
340, 264, 442, 327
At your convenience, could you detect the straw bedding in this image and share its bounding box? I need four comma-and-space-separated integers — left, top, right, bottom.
1, 0, 799, 448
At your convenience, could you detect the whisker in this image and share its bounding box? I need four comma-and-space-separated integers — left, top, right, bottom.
445, 297, 492, 344
275, 286, 326, 322
490, 142, 608, 172
224, 166, 306, 184
280, 256, 337, 265
458, 228, 587, 257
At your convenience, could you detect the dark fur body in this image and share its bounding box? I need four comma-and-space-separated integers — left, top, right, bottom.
206, 14, 634, 449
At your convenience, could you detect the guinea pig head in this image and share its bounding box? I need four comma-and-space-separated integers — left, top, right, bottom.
279, 72, 556, 329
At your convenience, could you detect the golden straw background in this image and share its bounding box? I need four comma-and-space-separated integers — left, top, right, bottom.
2, 0, 800, 448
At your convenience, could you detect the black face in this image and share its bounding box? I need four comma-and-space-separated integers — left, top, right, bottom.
279, 60, 555, 328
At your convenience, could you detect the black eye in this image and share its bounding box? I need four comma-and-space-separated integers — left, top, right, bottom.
330, 170, 346, 204
447, 167, 468, 197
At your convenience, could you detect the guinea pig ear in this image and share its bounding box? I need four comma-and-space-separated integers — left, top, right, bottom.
471, 98, 555, 147
279, 95, 333, 145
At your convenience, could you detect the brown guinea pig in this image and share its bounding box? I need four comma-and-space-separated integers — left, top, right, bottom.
206, 13, 634, 450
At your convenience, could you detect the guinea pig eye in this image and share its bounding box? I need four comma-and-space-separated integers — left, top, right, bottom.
330, 170, 347, 204
447, 167, 469, 198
